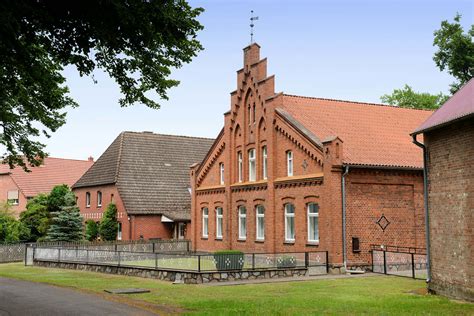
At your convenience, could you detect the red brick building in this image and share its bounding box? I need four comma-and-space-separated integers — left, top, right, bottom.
0, 157, 93, 217
190, 43, 432, 270
73, 132, 213, 240
412, 79, 473, 301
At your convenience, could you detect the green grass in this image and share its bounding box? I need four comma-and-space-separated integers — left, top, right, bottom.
0, 263, 472, 315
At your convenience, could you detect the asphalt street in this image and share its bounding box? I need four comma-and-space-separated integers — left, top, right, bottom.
0, 277, 156, 316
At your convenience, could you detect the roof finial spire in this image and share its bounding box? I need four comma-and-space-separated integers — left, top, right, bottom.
250, 10, 259, 44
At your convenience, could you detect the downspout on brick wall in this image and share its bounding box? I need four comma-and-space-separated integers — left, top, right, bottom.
341, 165, 349, 271
412, 134, 432, 282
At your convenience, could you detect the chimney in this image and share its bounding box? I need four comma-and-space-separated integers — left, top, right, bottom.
88, 156, 94, 162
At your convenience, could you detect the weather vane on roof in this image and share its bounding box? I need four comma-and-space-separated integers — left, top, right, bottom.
250, 10, 259, 43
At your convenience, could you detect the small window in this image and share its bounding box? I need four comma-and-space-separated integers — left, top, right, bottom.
248, 105, 251, 125
216, 207, 223, 239
287, 151, 293, 176
117, 222, 122, 240
111, 193, 114, 203
262, 146, 268, 180
238, 206, 247, 239
178, 223, 186, 240
238, 151, 243, 183
307, 203, 319, 242
352, 237, 361, 253
285, 203, 295, 242
202, 208, 209, 238
85, 192, 91, 208
252, 103, 256, 123
219, 163, 225, 185
256, 205, 265, 240
248, 149, 256, 182
7, 190, 19, 205
97, 191, 102, 207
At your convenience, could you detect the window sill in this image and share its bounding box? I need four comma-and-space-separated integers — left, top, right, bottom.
215, 237, 223, 241
255, 239, 265, 243
306, 242, 320, 247
201, 237, 208, 240
237, 238, 247, 242
284, 241, 295, 245
352, 250, 361, 253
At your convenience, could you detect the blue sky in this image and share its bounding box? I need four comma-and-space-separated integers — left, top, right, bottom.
39, 0, 473, 160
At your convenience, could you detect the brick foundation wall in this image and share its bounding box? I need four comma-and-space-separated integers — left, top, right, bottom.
425, 119, 474, 302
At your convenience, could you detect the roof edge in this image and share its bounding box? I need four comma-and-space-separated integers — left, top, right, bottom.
275, 108, 324, 150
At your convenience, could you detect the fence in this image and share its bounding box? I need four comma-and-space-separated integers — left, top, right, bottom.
0, 239, 190, 264
371, 245, 427, 279
29, 246, 329, 274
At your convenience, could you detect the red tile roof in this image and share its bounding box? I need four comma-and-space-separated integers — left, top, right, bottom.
280, 95, 433, 169
0, 157, 93, 197
413, 78, 474, 135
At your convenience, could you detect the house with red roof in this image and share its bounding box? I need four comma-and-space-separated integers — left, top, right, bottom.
0, 157, 94, 217
190, 43, 433, 270
412, 78, 473, 301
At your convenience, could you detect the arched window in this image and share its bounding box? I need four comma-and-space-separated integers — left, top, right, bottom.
287, 151, 293, 176
216, 207, 223, 239
307, 203, 319, 242
285, 203, 295, 242
85, 192, 91, 208
262, 146, 268, 180
256, 205, 265, 240
248, 149, 256, 181
238, 206, 247, 239
202, 208, 209, 237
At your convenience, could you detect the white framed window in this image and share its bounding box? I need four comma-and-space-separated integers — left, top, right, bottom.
248, 149, 256, 181
285, 203, 295, 242
256, 205, 265, 240
178, 222, 186, 239
97, 191, 102, 207
202, 208, 209, 237
219, 163, 224, 185
307, 203, 319, 242
238, 206, 247, 239
238, 151, 243, 183
85, 192, 91, 208
216, 207, 223, 239
7, 190, 19, 205
117, 222, 122, 240
287, 151, 293, 176
262, 146, 268, 180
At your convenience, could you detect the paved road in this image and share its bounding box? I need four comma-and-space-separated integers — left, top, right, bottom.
0, 277, 156, 316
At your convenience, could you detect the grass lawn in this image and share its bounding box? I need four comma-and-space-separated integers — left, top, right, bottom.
0, 263, 472, 315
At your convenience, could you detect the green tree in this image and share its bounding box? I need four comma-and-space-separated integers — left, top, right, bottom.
99, 203, 119, 241
19, 194, 51, 242
0, 1, 204, 170
85, 220, 99, 242
46, 192, 83, 241
0, 201, 30, 242
47, 185, 70, 214
381, 85, 449, 110
433, 14, 474, 93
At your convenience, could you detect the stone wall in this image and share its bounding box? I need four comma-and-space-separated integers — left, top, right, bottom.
33, 260, 309, 284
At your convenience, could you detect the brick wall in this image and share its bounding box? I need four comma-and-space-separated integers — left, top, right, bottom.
425, 118, 474, 301
0, 175, 27, 217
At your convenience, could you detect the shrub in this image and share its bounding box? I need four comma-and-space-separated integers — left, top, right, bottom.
99, 203, 118, 241
19, 194, 50, 241
85, 220, 99, 241
46, 191, 83, 241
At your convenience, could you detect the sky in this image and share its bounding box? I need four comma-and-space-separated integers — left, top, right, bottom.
31, 0, 474, 160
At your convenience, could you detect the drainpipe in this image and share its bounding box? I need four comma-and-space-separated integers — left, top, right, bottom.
341, 165, 349, 271
412, 134, 431, 283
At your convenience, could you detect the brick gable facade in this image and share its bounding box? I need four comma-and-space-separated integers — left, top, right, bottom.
190, 44, 428, 269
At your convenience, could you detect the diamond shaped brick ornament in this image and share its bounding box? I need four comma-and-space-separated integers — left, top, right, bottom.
376, 214, 390, 232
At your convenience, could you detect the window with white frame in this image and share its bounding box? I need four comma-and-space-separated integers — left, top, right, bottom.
7, 190, 19, 205
287, 151, 293, 176
85, 192, 91, 208
216, 207, 223, 239
202, 208, 209, 237
238, 206, 247, 239
97, 191, 102, 207
238, 151, 243, 183
285, 203, 295, 242
262, 146, 268, 180
117, 222, 122, 240
219, 163, 224, 185
256, 205, 265, 240
307, 203, 319, 242
248, 149, 256, 181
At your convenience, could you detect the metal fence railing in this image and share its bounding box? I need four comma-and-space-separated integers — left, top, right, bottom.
1, 239, 191, 264
371, 245, 427, 279
30, 246, 329, 274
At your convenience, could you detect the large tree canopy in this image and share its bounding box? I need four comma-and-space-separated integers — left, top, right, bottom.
0, 0, 203, 169
381, 14, 473, 110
